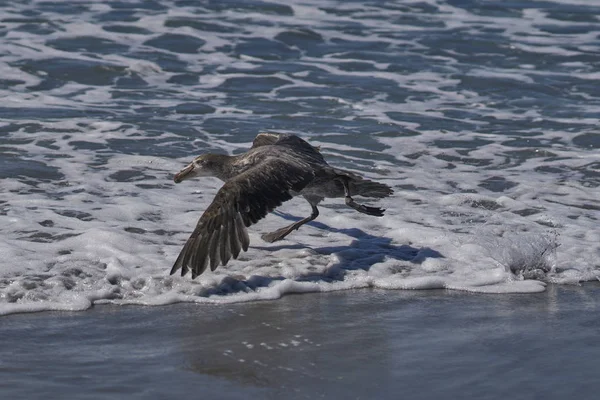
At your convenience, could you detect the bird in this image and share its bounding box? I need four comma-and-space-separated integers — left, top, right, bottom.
170, 132, 393, 279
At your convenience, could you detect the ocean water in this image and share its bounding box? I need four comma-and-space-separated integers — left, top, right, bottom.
1, 0, 599, 316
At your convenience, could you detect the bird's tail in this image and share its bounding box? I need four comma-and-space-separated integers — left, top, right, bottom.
332, 168, 393, 198
350, 178, 393, 198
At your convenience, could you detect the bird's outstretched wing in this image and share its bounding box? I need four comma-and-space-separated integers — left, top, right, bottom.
170, 157, 315, 278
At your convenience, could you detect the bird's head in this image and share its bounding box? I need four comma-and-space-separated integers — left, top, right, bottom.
173, 154, 227, 183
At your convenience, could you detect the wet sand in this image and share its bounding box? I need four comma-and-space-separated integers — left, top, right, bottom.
2, 284, 599, 400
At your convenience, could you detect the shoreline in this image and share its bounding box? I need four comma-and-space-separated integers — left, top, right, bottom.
2, 280, 598, 318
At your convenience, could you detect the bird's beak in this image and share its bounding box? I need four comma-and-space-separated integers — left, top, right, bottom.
173, 163, 194, 183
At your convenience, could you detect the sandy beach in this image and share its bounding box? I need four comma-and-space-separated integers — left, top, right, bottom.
2, 284, 599, 399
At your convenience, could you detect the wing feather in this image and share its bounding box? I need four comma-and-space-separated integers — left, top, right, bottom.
235, 212, 250, 251
219, 216, 232, 266
229, 215, 242, 259
208, 228, 221, 272
190, 236, 210, 279
171, 157, 314, 278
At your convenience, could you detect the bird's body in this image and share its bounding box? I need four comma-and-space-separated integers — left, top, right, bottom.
171, 133, 393, 278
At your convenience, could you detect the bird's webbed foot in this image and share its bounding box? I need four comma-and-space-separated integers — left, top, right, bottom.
344, 196, 385, 217
261, 226, 295, 243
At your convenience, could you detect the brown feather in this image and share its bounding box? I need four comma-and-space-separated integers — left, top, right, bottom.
171, 157, 315, 278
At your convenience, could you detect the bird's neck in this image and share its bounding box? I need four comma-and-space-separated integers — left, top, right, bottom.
202, 154, 235, 181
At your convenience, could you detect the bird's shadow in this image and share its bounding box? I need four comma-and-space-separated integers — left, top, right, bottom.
199, 210, 444, 297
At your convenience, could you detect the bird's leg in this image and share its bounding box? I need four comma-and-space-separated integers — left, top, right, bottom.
261, 205, 319, 243
342, 177, 385, 217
